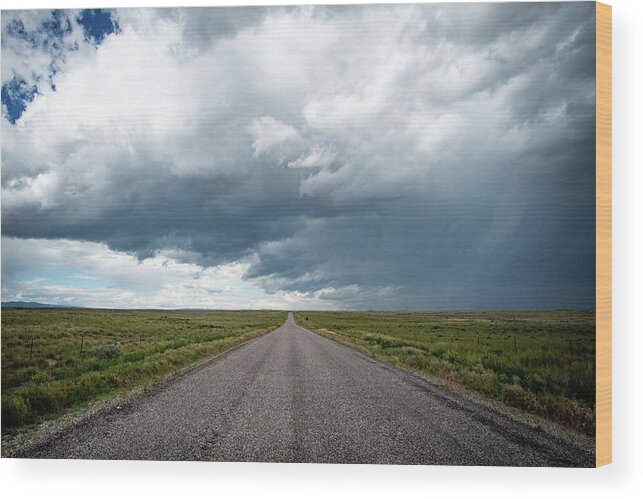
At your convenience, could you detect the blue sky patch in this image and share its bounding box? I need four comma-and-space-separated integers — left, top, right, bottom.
1, 76, 38, 124
77, 9, 120, 45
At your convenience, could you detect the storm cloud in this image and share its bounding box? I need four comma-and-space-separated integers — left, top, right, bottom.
1, 3, 596, 310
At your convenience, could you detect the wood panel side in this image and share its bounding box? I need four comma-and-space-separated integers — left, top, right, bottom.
595, 1, 612, 468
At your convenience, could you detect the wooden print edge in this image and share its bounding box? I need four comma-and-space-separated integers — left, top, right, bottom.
595, 1, 612, 468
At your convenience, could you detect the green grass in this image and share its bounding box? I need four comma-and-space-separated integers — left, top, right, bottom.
1, 308, 285, 432
295, 310, 595, 436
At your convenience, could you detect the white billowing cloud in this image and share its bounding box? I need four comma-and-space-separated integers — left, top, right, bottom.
248, 116, 301, 157
1, 237, 337, 310
287, 145, 336, 169
411, 112, 464, 154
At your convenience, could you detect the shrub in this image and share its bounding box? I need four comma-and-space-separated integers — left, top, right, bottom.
22, 383, 66, 416
64, 356, 81, 368
32, 370, 51, 384
520, 373, 546, 393
90, 345, 122, 359
2, 395, 31, 427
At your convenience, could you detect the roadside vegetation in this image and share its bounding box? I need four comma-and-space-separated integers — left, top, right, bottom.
1, 308, 285, 432
295, 310, 595, 436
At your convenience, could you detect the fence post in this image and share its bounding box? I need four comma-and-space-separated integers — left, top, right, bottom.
80, 335, 84, 356
513, 335, 517, 353
29, 337, 34, 363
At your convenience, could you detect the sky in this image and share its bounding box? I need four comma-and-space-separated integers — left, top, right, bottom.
1, 3, 596, 310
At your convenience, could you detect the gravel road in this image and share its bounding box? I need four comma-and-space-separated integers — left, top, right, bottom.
21, 313, 594, 465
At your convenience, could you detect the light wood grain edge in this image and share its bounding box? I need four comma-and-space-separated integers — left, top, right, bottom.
595, 1, 612, 468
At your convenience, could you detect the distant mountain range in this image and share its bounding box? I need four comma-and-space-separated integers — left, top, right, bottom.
1, 302, 281, 311
1, 301, 81, 309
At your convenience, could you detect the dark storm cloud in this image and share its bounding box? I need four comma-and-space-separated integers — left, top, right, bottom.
160, 6, 268, 52
1, 2, 596, 309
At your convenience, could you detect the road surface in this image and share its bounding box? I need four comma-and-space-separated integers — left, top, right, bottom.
21, 313, 593, 465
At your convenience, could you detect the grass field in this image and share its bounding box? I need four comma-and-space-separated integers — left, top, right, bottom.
2, 308, 596, 437
294, 310, 595, 436
1, 308, 285, 431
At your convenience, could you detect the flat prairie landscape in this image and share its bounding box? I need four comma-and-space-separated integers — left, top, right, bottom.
295, 310, 595, 436
2, 308, 594, 440
1, 308, 285, 431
